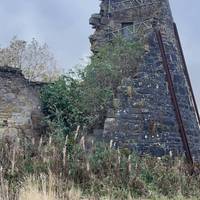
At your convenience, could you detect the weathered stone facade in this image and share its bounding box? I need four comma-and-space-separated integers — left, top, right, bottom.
90, 0, 200, 161
0, 66, 44, 141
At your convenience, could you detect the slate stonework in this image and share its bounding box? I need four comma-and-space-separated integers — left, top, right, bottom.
90, 0, 200, 161
0, 66, 44, 141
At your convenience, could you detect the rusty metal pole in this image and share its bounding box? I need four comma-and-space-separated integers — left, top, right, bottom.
173, 22, 200, 126
155, 30, 193, 165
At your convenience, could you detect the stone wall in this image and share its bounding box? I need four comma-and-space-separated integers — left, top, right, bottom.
0, 66, 44, 141
90, 0, 200, 161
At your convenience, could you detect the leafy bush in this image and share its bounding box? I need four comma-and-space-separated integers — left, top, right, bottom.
40, 38, 143, 138
40, 76, 86, 137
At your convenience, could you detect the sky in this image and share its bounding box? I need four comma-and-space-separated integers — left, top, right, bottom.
0, 0, 199, 106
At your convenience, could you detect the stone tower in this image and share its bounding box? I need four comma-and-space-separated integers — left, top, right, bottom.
90, 0, 200, 162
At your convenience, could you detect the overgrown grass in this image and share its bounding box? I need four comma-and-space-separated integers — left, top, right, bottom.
0, 134, 200, 200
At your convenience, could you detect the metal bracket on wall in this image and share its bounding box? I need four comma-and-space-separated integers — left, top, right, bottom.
155, 29, 193, 165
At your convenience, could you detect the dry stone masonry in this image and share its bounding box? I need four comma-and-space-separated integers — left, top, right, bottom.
0, 66, 44, 141
90, 0, 200, 162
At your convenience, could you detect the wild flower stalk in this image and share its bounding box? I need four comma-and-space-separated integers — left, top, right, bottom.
80, 136, 86, 151
117, 148, 121, 165
74, 125, 80, 141
128, 155, 132, 174
169, 150, 173, 158
86, 160, 90, 172
109, 140, 113, 149
11, 144, 16, 176
63, 146, 67, 167
31, 137, 35, 145
48, 136, 52, 146
38, 136, 43, 151
91, 139, 94, 146
65, 135, 68, 145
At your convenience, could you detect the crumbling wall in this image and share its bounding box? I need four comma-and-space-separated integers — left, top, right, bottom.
0, 66, 44, 141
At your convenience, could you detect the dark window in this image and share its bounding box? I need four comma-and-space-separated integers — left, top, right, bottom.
121, 22, 134, 40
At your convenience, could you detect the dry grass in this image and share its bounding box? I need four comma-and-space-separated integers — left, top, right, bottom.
0, 175, 199, 200
0, 135, 200, 200
0, 173, 83, 200
19, 176, 81, 200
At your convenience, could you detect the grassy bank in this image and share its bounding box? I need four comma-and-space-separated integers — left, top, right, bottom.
0, 135, 200, 200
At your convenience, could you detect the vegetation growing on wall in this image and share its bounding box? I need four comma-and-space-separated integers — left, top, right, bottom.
40, 38, 143, 137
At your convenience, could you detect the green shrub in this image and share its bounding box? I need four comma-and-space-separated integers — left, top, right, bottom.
40, 76, 86, 137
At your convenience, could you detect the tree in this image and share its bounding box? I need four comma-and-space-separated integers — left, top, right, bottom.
80, 37, 143, 128
0, 37, 26, 68
0, 37, 60, 82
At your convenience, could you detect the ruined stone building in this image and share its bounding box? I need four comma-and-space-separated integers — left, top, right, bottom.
90, 0, 200, 162
0, 66, 44, 141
